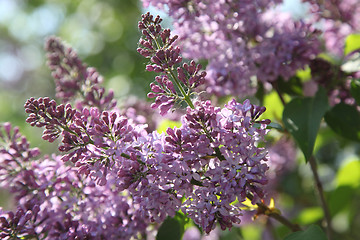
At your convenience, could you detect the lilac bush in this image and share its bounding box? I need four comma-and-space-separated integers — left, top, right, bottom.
1, 0, 360, 239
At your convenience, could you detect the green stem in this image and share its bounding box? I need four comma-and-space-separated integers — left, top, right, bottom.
168, 68, 195, 109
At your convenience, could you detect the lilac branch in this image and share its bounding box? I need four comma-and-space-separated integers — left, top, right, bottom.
309, 156, 333, 240
247, 193, 302, 232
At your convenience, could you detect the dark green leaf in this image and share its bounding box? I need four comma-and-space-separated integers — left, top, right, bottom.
324, 103, 360, 142
283, 88, 329, 161
284, 225, 328, 240
350, 79, 360, 106
156, 215, 185, 240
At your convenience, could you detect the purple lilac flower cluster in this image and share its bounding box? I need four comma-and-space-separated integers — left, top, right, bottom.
303, 0, 360, 57
142, 0, 320, 97
177, 99, 270, 232
45, 36, 117, 111
1, 12, 272, 239
0, 123, 151, 239
22, 95, 270, 234
138, 12, 206, 114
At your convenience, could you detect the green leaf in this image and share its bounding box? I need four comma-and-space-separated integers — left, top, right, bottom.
324, 103, 360, 142
350, 79, 360, 106
283, 88, 329, 161
284, 225, 328, 240
156, 215, 185, 240
344, 34, 360, 55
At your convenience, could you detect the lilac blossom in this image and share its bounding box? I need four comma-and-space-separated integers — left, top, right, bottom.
148, 75, 177, 115
45, 36, 116, 111
255, 11, 320, 82
136, 13, 272, 232
0, 206, 40, 239
138, 12, 206, 114
24, 97, 148, 186
23, 95, 271, 234
23, 96, 185, 224
163, 99, 271, 233
0, 123, 154, 239
142, 1, 320, 97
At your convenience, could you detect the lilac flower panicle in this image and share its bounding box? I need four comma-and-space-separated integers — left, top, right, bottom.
148, 75, 177, 115
0, 124, 154, 239
138, 12, 207, 115
0, 122, 40, 165
255, 12, 320, 83
45, 36, 116, 110
0, 206, 39, 239
177, 60, 207, 88
24, 97, 77, 143
159, 99, 271, 233
137, 12, 181, 70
